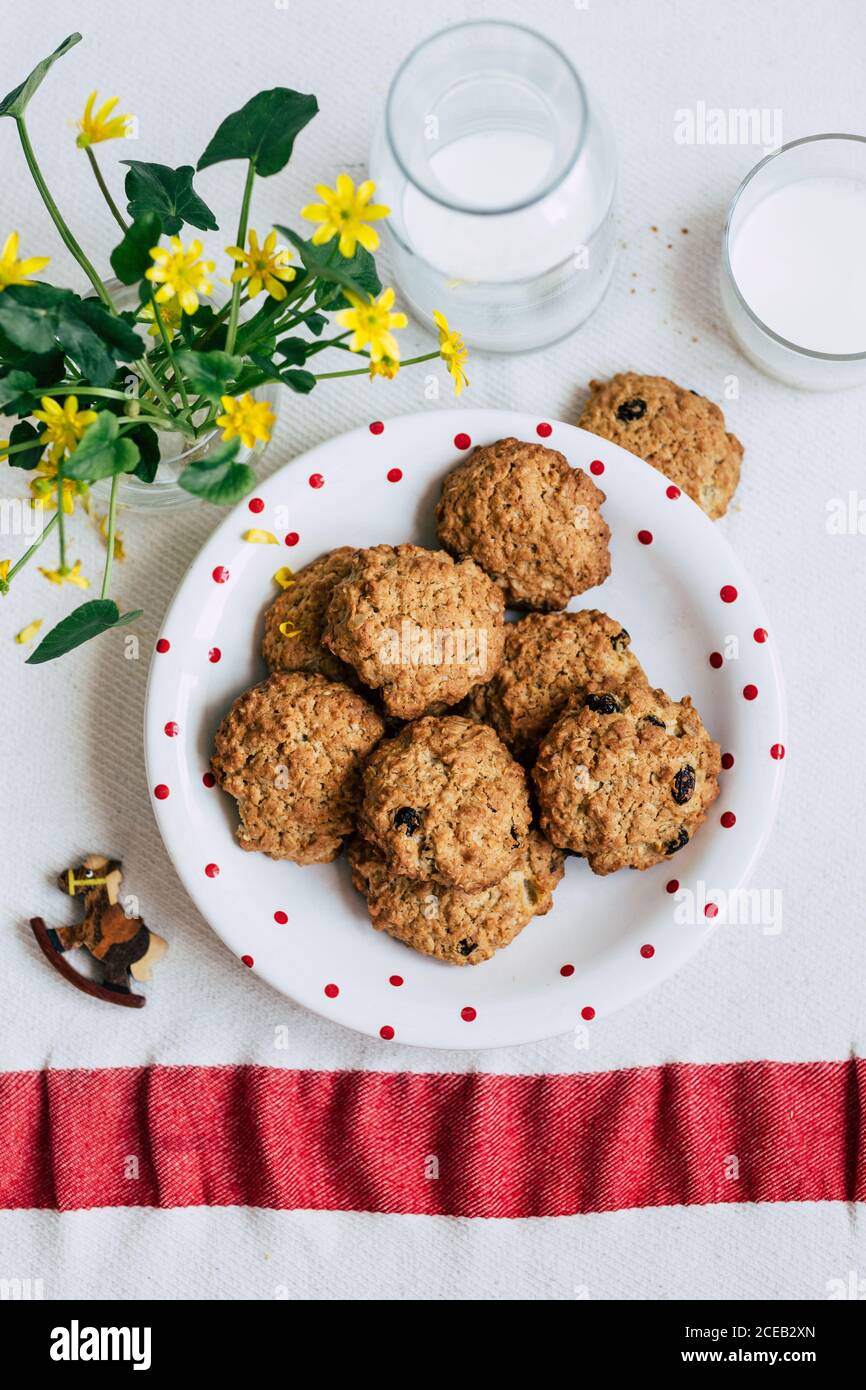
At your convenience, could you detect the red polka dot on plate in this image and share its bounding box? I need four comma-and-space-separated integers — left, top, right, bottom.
560, 963, 575, 977
156, 637, 170, 654
209, 647, 221, 664
205, 863, 219, 878
709, 651, 724, 669
309, 473, 324, 489
387, 467, 402, 483
389, 975, 403, 988
753, 627, 768, 643
153, 784, 170, 800
248, 497, 264, 514
581, 1006, 595, 1021
704, 903, 719, 919
666, 484, 681, 499
324, 983, 339, 999
164, 721, 179, 738
212, 566, 229, 584
379, 1025, 395, 1041
720, 584, 738, 603
720, 811, 736, 829
640, 944, 655, 959
536, 422, 552, 438
637, 529, 653, 545
666, 879, 679, 894
460, 1006, 476, 1022
454, 433, 472, 450
241, 955, 254, 968
202, 771, 216, 788
771, 743, 786, 760
274, 910, 288, 925
743, 683, 758, 701
721, 753, 734, 770
284, 532, 299, 547
589, 459, 605, 476
369, 420, 384, 435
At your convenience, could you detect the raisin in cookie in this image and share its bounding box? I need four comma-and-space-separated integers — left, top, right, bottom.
435, 436, 611, 610
359, 715, 531, 890
262, 546, 357, 682
532, 679, 721, 875
348, 830, 564, 966
212, 672, 384, 865
322, 543, 505, 720
467, 609, 646, 761
579, 373, 742, 519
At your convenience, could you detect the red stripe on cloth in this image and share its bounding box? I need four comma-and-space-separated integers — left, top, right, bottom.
0, 1060, 863, 1215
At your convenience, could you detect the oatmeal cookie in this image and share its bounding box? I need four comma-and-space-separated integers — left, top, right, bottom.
211, 671, 384, 865
262, 546, 356, 682
578, 373, 742, 519
532, 678, 721, 874
467, 609, 646, 760
322, 543, 505, 719
359, 715, 531, 890
348, 829, 564, 965
435, 436, 611, 610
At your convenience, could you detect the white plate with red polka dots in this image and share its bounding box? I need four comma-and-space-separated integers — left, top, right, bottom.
145, 408, 786, 1049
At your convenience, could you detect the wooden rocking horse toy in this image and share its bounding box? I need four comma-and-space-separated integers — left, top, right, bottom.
29, 855, 167, 1008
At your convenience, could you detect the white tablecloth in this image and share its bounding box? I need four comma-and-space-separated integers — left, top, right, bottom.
1, 0, 864, 1299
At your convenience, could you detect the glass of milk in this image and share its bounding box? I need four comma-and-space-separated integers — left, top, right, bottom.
721, 135, 866, 390
369, 20, 618, 353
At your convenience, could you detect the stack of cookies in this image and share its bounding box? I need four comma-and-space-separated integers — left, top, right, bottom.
212, 433, 721, 967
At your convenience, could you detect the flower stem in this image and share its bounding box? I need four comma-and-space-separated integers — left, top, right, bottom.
85, 147, 128, 233
148, 290, 190, 411
3, 511, 59, 585
225, 161, 256, 355
100, 474, 119, 600
16, 117, 115, 309
56, 462, 67, 570
313, 350, 438, 380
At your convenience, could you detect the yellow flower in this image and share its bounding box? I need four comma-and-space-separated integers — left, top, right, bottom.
335, 287, 406, 363
369, 354, 400, 381
98, 512, 125, 560
432, 311, 469, 397
29, 472, 89, 514
216, 393, 275, 450
38, 559, 90, 589
15, 618, 42, 645
0, 232, 49, 292
301, 174, 390, 258
226, 230, 295, 301
76, 91, 132, 147
146, 237, 215, 316
32, 396, 98, 465
140, 298, 182, 338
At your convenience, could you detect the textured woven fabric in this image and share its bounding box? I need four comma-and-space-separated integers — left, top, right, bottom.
1, 0, 865, 1299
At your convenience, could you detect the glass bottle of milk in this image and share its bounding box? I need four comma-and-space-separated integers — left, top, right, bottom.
370, 20, 618, 353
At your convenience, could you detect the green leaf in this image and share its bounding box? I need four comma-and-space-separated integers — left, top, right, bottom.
173, 348, 243, 398
26, 598, 125, 664
110, 211, 162, 284
314, 245, 382, 312
122, 162, 218, 235
126, 422, 160, 483
305, 312, 327, 337
274, 336, 309, 367
0, 287, 140, 385
54, 307, 116, 385
197, 88, 318, 176
0, 33, 81, 120
276, 229, 380, 307
249, 353, 316, 394
71, 300, 142, 360
0, 369, 36, 412
0, 291, 60, 353
178, 438, 254, 504
6, 419, 45, 471
63, 411, 140, 481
